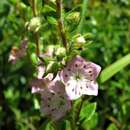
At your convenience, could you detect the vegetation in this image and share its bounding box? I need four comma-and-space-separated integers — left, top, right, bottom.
0, 0, 130, 130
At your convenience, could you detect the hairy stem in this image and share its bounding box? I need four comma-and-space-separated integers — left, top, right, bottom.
31, 0, 40, 57
56, 0, 67, 48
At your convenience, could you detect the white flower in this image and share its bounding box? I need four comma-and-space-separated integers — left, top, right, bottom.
60, 55, 101, 100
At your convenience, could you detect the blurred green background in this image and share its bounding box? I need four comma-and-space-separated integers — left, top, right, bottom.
0, 0, 130, 130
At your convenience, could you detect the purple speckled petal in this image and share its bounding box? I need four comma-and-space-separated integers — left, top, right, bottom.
40, 80, 71, 120
65, 79, 82, 100
82, 62, 101, 80
81, 80, 98, 96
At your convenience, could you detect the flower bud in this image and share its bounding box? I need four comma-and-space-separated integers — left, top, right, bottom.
55, 47, 66, 57
66, 12, 80, 23
44, 45, 55, 57
26, 17, 41, 32
76, 35, 86, 44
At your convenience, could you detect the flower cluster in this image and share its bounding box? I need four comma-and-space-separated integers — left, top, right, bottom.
30, 55, 101, 120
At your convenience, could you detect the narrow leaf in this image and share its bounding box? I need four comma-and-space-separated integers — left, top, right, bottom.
77, 0, 88, 34
100, 53, 130, 83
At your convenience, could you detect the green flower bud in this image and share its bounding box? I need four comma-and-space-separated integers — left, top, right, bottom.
66, 12, 80, 23
26, 17, 41, 32
76, 35, 86, 44
55, 47, 66, 57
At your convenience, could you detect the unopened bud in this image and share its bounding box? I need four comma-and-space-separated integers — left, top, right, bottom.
55, 47, 66, 57
76, 35, 86, 44
66, 12, 80, 23
26, 17, 41, 32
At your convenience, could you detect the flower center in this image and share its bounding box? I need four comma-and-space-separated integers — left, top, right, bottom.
74, 72, 82, 81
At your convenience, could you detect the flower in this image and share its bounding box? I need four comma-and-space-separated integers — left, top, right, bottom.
30, 72, 71, 120
40, 80, 71, 120
30, 77, 50, 93
30, 72, 53, 93
8, 38, 28, 63
60, 55, 101, 100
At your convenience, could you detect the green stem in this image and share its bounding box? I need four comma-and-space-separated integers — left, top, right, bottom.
32, 0, 36, 16
56, 0, 67, 48
76, 97, 85, 130
31, 0, 42, 61
71, 97, 85, 130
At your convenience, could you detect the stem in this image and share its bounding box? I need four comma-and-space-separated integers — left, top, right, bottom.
34, 32, 40, 57
105, 114, 123, 129
71, 97, 85, 130
56, 0, 67, 48
75, 97, 85, 130
31, 0, 40, 58
32, 0, 36, 16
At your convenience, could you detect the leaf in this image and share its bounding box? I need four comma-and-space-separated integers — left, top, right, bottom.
42, 5, 56, 13
64, 120, 71, 130
72, 98, 82, 121
45, 122, 55, 130
47, 16, 57, 25
107, 123, 118, 130
81, 112, 98, 130
77, 0, 88, 34
79, 102, 97, 123
100, 53, 130, 83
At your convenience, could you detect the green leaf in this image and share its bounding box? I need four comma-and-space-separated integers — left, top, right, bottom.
79, 102, 97, 123
77, 0, 88, 34
42, 5, 56, 13
100, 53, 130, 83
107, 123, 118, 130
47, 16, 57, 25
81, 112, 98, 130
64, 120, 71, 130
45, 122, 55, 130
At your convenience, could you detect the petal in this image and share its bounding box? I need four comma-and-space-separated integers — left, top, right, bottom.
30, 78, 50, 93
67, 55, 85, 71
40, 80, 71, 120
40, 100, 51, 116
65, 79, 82, 100
86, 62, 101, 78
82, 81, 98, 96
37, 65, 45, 79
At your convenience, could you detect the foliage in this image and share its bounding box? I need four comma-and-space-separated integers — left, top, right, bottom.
0, 0, 130, 130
